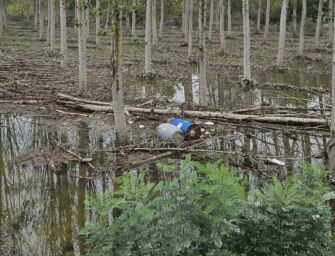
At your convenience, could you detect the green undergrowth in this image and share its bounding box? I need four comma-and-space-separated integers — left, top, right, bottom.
81, 156, 335, 256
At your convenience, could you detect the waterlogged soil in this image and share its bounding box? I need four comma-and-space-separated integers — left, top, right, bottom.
0, 19, 334, 255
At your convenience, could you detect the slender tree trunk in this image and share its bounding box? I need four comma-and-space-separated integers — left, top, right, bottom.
204, 0, 207, 28
86, 0, 90, 39
38, 0, 43, 40
159, 0, 164, 38
131, 0, 136, 39
60, 0, 67, 67
187, 0, 193, 60
219, 0, 225, 52
227, 0, 231, 35
126, 8, 131, 34
152, 0, 158, 44
105, 4, 110, 31
47, 0, 51, 45
0, 3, 3, 36
111, 4, 128, 145
199, 0, 207, 106
145, 0, 152, 73
50, 0, 55, 49
329, 0, 334, 45
242, 0, 251, 79
298, 0, 307, 56
264, 0, 271, 42
256, 0, 261, 33
292, 0, 297, 37
208, 0, 214, 41
77, 0, 88, 91
96, 0, 101, 47
276, 0, 288, 67
34, 0, 38, 31
315, 0, 324, 47
184, 0, 189, 43
330, 8, 335, 172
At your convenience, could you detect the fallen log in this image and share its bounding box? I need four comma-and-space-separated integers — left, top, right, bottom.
250, 82, 330, 94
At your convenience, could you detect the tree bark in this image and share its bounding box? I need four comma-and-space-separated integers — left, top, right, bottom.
131, 0, 136, 39
111, 4, 128, 145
47, 0, 51, 45
0, 4, 3, 35
38, 0, 43, 40
184, 0, 189, 43
242, 0, 251, 79
219, 0, 225, 52
77, 0, 88, 92
34, 0, 38, 31
50, 0, 55, 49
199, 0, 207, 106
187, 0, 193, 60
60, 0, 67, 68
208, 0, 214, 41
330, 10, 335, 173
298, 0, 306, 56
315, 0, 324, 48
256, 0, 261, 34
152, 0, 158, 44
276, 0, 288, 67
329, 0, 334, 45
227, 0, 231, 35
159, 0, 164, 38
145, 0, 152, 73
264, 0, 271, 42
95, 0, 101, 47
86, 0, 90, 39
292, 0, 297, 37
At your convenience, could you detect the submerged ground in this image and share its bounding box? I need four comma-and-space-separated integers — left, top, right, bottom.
0, 18, 333, 254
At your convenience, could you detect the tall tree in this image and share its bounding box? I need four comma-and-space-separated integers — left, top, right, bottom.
131, 0, 136, 39
152, 0, 158, 44
86, 0, 90, 39
329, 0, 334, 45
242, 0, 251, 79
96, 0, 101, 47
159, 0, 164, 38
184, 0, 189, 43
219, 0, 225, 52
34, 0, 38, 30
38, 0, 43, 40
264, 0, 271, 42
298, 0, 307, 56
187, 0, 193, 60
77, 0, 88, 91
0, 2, 3, 35
50, 0, 55, 49
329, 8, 335, 172
256, 0, 261, 34
276, 0, 288, 67
315, 0, 324, 47
227, 0, 231, 35
199, 0, 207, 106
292, 0, 297, 37
145, 0, 152, 73
60, 0, 68, 67
208, 0, 214, 41
111, 1, 128, 145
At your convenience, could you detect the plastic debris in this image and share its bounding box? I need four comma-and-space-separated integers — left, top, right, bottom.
170, 118, 201, 140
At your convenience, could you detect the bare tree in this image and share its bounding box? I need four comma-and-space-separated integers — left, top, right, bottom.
152, 0, 158, 44
227, 0, 231, 35
199, 0, 207, 106
329, 10, 335, 172
264, 0, 271, 42
159, 0, 164, 38
329, 0, 334, 45
96, 0, 101, 47
77, 0, 88, 91
131, 0, 136, 39
86, 0, 90, 39
145, 0, 152, 73
208, 0, 214, 41
0, 3, 3, 35
111, 2, 128, 145
34, 0, 38, 30
315, 0, 324, 48
256, 0, 261, 34
298, 0, 307, 56
292, 0, 297, 37
242, 0, 251, 79
38, 0, 43, 40
47, 0, 51, 45
50, 0, 55, 49
184, 0, 189, 43
187, 0, 193, 60
276, 0, 288, 67
219, 0, 225, 52
60, 0, 68, 67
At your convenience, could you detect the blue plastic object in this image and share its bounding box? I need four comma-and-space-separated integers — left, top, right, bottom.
170, 118, 193, 134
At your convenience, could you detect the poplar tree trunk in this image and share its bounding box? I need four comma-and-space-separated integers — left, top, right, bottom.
276, 0, 288, 67
227, 0, 231, 34
219, 0, 225, 52
60, 0, 67, 68
145, 0, 152, 73
50, 0, 55, 49
96, 0, 101, 47
298, 0, 306, 56
111, 4, 128, 145
159, 0, 164, 38
264, 0, 271, 42
184, 0, 189, 43
208, 0, 214, 41
152, 0, 158, 44
38, 0, 43, 40
329, 0, 334, 45
315, 0, 324, 48
199, 0, 207, 106
131, 0, 136, 39
77, 0, 88, 91
187, 0, 193, 60
256, 0, 261, 34
292, 0, 297, 37
242, 0, 251, 80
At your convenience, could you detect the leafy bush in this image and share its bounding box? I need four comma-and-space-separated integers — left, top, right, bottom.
81, 157, 335, 256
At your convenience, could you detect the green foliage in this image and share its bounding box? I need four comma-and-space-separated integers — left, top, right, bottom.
81, 157, 335, 256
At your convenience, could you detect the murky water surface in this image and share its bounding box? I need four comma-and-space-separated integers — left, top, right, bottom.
0, 61, 331, 255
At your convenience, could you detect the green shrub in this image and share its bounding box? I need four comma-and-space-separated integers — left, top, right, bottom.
81, 157, 335, 256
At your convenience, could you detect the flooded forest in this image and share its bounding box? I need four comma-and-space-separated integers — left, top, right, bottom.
1, 0, 335, 255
